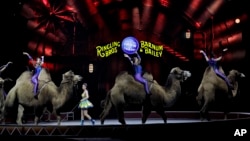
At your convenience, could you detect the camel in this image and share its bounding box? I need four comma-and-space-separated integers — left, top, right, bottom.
4, 68, 82, 125
196, 66, 245, 121
0, 61, 12, 123
99, 67, 191, 125
0, 77, 12, 123
0, 78, 5, 123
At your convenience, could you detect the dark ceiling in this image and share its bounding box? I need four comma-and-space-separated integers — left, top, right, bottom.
1, 0, 249, 71
0, 0, 249, 113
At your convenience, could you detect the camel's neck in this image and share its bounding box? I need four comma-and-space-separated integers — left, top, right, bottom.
54, 81, 75, 108
227, 74, 236, 83
163, 74, 182, 106
165, 74, 181, 91
0, 88, 5, 99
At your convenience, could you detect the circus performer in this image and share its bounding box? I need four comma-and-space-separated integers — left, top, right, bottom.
124, 52, 151, 95
23, 52, 44, 98
200, 49, 233, 89
0, 61, 12, 76
78, 83, 95, 126
0, 61, 12, 98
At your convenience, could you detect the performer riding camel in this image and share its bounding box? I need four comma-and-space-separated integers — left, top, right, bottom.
124, 52, 151, 95
23, 52, 44, 98
200, 49, 234, 90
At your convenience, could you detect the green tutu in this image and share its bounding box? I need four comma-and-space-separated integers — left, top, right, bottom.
78, 99, 94, 109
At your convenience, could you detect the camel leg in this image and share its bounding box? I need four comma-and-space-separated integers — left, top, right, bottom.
115, 104, 126, 125
0, 105, 4, 124
99, 111, 107, 125
34, 116, 39, 125
55, 110, 62, 126
223, 99, 232, 120
200, 100, 211, 121
99, 100, 113, 125
141, 99, 152, 124
155, 107, 167, 124
34, 107, 44, 125
42, 106, 52, 122
16, 105, 24, 125
45, 111, 51, 122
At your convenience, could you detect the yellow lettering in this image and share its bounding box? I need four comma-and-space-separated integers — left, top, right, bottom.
96, 41, 120, 58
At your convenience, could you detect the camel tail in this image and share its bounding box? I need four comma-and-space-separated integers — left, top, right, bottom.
196, 86, 204, 106
99, 90, 113, 124
100, 90, 111, 108
4, 87, 17, 108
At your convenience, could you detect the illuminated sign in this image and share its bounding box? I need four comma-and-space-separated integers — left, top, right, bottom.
96, 41, 120, 57
96, 38, 163, 58
140, 41, 163, 57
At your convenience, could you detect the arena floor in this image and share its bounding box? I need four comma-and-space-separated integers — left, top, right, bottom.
1, 111, 250, 140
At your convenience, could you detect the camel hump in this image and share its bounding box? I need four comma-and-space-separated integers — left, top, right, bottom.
143, 72, 153, 81
16, 68, 51, 82
116, 71, 128, 78
16, 71, 32, 82
115, 71, 134, 82
204, 66, 224, 74
38, 68, 52, 82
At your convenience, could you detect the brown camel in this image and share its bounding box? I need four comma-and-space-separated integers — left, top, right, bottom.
0, 77, 12, 123
99, 67, 191, 125
4, 68, 82, 125
0, 78, 5, 123
196, 66, 245, 121
0, 61, 12, 123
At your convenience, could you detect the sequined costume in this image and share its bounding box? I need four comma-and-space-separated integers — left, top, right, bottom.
78, 90, 94, 109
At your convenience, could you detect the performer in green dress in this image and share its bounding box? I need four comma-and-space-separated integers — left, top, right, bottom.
78, 83, 95, 125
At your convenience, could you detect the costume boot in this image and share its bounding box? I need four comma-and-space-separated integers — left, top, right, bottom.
90, 119, 95, 125
80, 120, 84, 126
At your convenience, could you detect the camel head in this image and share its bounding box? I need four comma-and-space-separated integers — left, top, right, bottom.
170, 67, 191, 82
227, 70, 245, 97
228, 69, 245, 88
62, 70, 83, 85
228, 70, 245, 80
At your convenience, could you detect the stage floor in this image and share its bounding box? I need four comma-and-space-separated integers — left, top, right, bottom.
1, 111, 250, 140
6, 118, 207, 126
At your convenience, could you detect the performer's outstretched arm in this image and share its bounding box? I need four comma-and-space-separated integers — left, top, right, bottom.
23, 52, 33, 60
23, 52, 35, 66
200, 50, 209, 62
0, 61, 12, 73
124, 54, 133, 64
135, 52, 141, 62
213, 56, 222, 61
41, 56, 44, 66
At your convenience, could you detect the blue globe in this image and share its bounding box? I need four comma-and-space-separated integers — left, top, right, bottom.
121, 36, 139, 54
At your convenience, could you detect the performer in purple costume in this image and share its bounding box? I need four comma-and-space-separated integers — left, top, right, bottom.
124, 53, 151, 95
23, 52, 44, 98
200, 49, 233, 89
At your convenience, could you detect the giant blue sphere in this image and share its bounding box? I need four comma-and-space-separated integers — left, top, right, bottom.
121, 36, 139, 54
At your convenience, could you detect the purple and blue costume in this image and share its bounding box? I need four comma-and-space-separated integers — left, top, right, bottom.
134, 64, 150, 94
27, 54, 44, 96
201, 51, 233, 89
126, 53, 150, 95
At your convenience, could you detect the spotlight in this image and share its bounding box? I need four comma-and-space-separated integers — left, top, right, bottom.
235, 18, 240, 24
89, 63, 94, 73
185, 29, 191, 39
